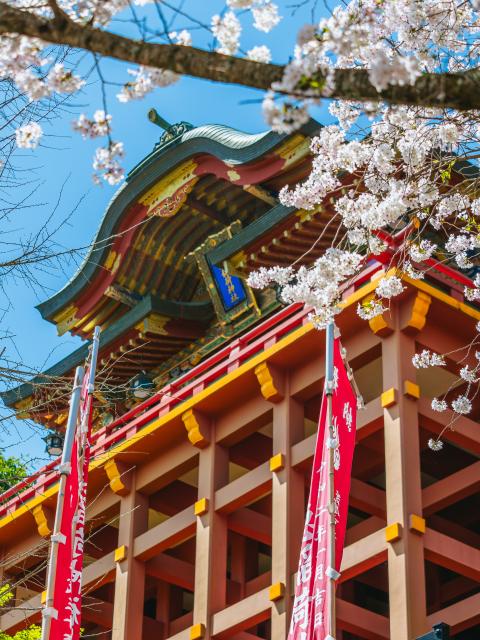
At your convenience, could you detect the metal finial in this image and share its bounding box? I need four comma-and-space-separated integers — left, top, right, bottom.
148, 108, 172, 131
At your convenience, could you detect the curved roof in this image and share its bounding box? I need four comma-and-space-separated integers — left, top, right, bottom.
181, 124, 270, 150
37, 119, 320, 325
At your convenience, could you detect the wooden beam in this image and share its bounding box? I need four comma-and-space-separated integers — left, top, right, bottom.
427, 592, 480, 634
146, 553, 195, 590
229, 433, 272, 470
336, 598, 390, 640
418, 399, 480, 454
422, 460, 480, 515
82, 597, 164, 638
340, 527, 388, 583
0, 553, 117, 633
424, 528, 480, 582
215, 461, 271, 514
134, 505, 196, 561
83, 551, 116, 591
189, 197, 229, 226
149, 480, 197, 515
211, 586, 271, 638
349, 478, 386, 519
216, 394, 271, 446
440, 576, 479, 605
228, 507, 272, 545
428, 515, 480, 549
345, 516, 386, 546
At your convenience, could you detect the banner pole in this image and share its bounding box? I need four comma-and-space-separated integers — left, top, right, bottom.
87, 326, 101, 396
325, 322, 336, 640
41, 365, 84, 640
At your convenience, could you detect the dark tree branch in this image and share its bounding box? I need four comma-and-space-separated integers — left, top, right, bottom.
0, 2, 480, 111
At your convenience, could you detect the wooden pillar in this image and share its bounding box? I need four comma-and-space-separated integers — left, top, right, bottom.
192, 423, 229, 639
111, 471, 149, 640
230, 532, 247, 599
155, 582, 170, 638
271, 389, 305, 640
382, 323, 427, 638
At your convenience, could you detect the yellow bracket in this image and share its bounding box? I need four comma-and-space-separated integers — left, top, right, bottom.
270, 453, 285, 473
269, 582, 285, 601
104, 459, 129, 496
381, 388, 397, 408
409, 514, 426, 535
190, 623, 205, 640
360, 294, 393, 337
385, 522, 402, 543
182, 409, 210, 448
403, 380, 420, 399
254, 362, 284, 403
405, 291, 431, 333
32, 505, 51, 538
194, 498, 209, 517
114, 545, 128, 563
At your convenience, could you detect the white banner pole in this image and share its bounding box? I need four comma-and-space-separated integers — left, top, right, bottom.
325, 322, 336, 640
40, 324, 102, 640
40, 365, 84, 640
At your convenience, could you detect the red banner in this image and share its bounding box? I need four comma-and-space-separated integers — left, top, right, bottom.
288, 338, 357, 640
50, 369, 93, 640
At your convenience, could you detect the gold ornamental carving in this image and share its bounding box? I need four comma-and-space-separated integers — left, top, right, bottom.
139, 160, 199, 218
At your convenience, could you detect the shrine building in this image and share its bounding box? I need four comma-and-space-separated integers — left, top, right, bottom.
0, 114, 479, 640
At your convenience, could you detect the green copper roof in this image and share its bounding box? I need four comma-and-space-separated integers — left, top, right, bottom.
1, 295, 213, 407
182, 125, 271, 149
36, 119, 320, 323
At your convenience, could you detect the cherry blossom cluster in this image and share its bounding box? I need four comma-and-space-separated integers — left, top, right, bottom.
15, 122, 43, 149
0, 34, 84, 108
117, 67, 179, 103
92, 141, 124, 185
226, 1, 281, 33
249, 1, 480, 430
72, 111, 112, 139
413, 349, 480, 450
212, 1, 280, 55
248, 248, 363, 328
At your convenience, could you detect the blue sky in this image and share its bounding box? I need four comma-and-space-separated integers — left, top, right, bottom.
1, 1, 333, 468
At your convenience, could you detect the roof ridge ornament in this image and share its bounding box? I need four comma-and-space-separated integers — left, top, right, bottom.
148, 108, 194, 150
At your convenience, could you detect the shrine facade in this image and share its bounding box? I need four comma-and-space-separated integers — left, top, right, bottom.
0, 115, 478, 640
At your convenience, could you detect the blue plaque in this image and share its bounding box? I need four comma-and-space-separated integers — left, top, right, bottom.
210, 264, 247, 311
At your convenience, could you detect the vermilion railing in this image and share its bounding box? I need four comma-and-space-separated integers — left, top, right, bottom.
0, 257, 475, 519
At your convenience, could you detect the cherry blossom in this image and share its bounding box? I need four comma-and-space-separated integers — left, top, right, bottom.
15, 122, 43, 149
431, 399, 448, 412
73, 111, 112, 139
117, 67, 179, 103
412, 350, 446, 369
357, 299, 385, 321
252, 3, 281, 33
428, 438, 444, 452
375, 275, 404, 299
248, 248, 363, 328
212, 12, 242, 55
247, 45, 272, 63
451, 395, 472, 415
92, 142, 124, 185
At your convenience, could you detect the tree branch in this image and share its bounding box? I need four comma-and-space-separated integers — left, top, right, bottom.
1, 2, 480, 111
